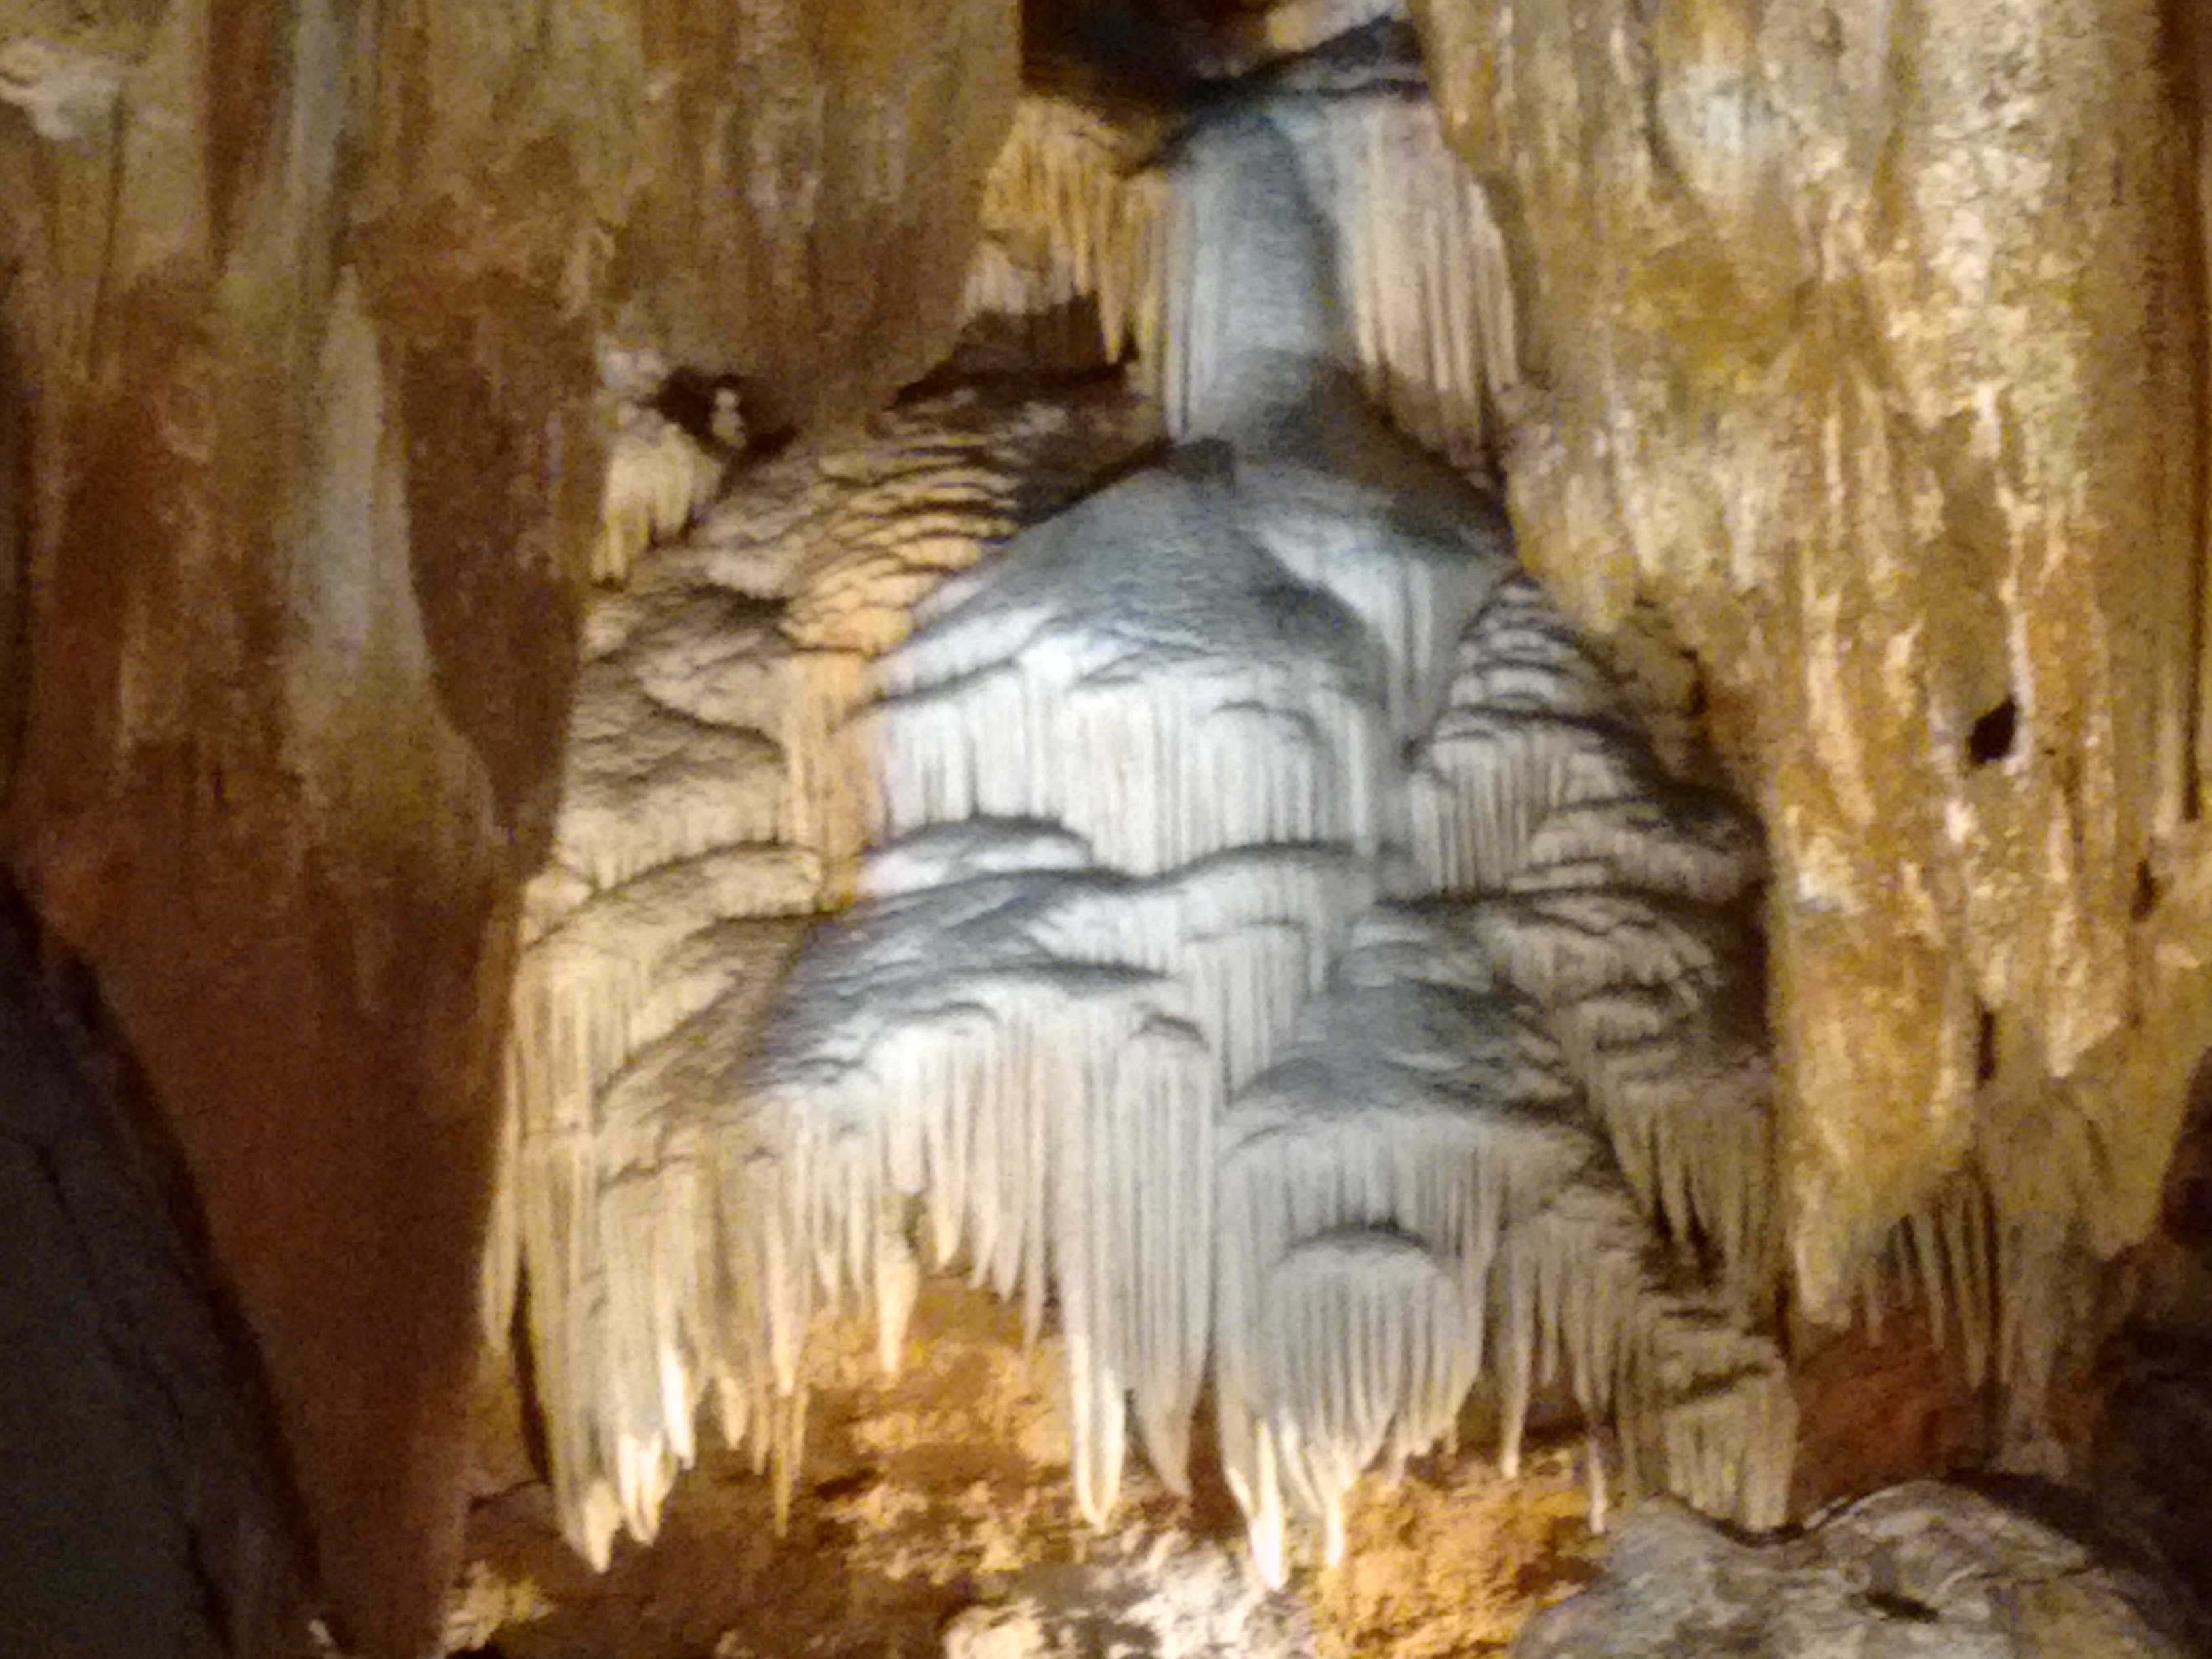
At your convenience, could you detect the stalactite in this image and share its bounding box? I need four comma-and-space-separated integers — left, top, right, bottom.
1861, 1168, 2081, 1464
737, 828, 1374, 1523
594, 405, 731, 586
865, 449, 1391, 877
493, 22, 1784, 1585
488, 384, 1153, 1565
962, 52, 1519, 474
1214, 875, 1788, 1584
964, 94, 1170, 374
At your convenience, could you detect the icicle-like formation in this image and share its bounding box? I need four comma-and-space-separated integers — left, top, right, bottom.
491, 384, 1155, 1565
1498, 1180, 1795, 1531
1263, 87, 1519, 467
1410, 576, 1653, 893
1392, 573, 1775, 1288
1157, 66, 1518, 468
960, 43, 1518, 472
867, 449, 1390, 876
1858, 1172, 2085, 1470
963, 94, 1170, 375
553, 665, 796, 893
497, 31, 1776, 1582
742, 825, 1370, 1520
516, 922, 806, 1570
1214, 881, 1792, 1583
688, 382, 1160, 658
595, 405, 732, 586
1862, 1174, 2002, 1391
1207, 478, 1778, 1577
1214, 955, 1597, 1580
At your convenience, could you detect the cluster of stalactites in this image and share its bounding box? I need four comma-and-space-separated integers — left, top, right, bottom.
960, 65, 1517, 470
964, 92, 1170, 372
862, 450, 1399, 876
1851, 1172, 2079, 1462
495, 16, 1783, 1580
483, 385, 1156, 1570
733, 455, 1785, 1578
591, 350, 746, 586
1210, 562, 1786, 1582
741, 824, 1373, 1523
1159, 89, 1517, 468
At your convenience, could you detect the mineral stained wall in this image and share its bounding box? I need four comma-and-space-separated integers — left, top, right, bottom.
1413, 0, 2212, 1318
0, 1, 1015, 1652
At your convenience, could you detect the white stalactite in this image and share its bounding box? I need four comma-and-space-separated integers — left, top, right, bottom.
1214, 875, 1788, 1583
494, 23, 1789, 1582
866, 450, 1391, 876
489, 386, 1153, 1565
740, 825, 1370, 1516
964, 58, 1518, 473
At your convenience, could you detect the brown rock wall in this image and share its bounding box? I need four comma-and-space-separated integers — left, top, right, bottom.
1413, 0, 2212, 1313
0, 1, 1018, 1650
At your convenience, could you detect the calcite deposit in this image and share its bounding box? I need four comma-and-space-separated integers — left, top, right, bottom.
0, 1, 2207, 1656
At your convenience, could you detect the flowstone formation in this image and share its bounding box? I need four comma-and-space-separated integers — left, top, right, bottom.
490, 31, 1791, 1587
483, 374, 1161, 1568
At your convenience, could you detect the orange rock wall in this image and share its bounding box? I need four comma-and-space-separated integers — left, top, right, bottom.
1413, 0, 2212, 1311
0, 2, 1015, 1652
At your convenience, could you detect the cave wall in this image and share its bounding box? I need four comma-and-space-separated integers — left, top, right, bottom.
1411, 0, 2212, 1324
0, 2, 1016, 1652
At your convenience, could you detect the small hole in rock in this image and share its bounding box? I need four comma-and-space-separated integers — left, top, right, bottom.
1864, 1588, 1942, 1624
1975, 1006, 1999, 1084
1967, 697, 2018, 766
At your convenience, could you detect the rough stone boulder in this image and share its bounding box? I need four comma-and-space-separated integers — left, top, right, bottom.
1515, 1482, 2205, 1659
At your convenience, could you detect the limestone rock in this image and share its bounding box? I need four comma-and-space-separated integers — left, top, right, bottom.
1412, 0, 2212, 1334
0, 3, 1025, 1651
941, 1542, 1317, 1659
1517, 1482, 2207, 1659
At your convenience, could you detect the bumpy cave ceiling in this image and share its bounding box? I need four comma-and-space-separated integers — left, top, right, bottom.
0, 0, 2209, 1656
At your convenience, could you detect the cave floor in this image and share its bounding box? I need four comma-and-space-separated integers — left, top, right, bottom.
452, 1282, 1605, 1658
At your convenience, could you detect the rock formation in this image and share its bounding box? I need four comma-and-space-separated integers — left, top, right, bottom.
1413, 0, 2212, 1344
0, 0, 2208, 1654
1515, 1481, 2207, 1659
487, 49, 1793, 1594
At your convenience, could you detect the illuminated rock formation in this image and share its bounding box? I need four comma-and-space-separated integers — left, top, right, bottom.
489, 47, 1788, 1590
485, 381, 1158, 1568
